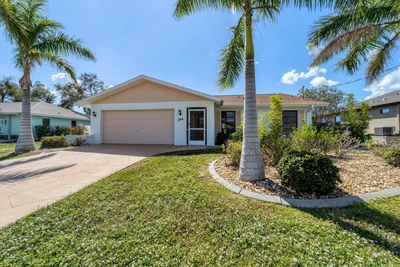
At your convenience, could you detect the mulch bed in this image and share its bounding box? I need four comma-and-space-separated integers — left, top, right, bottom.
214, 150, 400, 199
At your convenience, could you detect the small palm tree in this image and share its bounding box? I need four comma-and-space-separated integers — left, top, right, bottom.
3, 0, 95, 153
309, 0, 400, 83
174, 0, 325, 181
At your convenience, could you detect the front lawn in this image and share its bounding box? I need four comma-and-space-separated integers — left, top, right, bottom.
0, 149, 399, 265
0, 142, 41, 161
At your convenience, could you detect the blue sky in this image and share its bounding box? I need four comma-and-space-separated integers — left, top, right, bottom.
1, 0, 400, 103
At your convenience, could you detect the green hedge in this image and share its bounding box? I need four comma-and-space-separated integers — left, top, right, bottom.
40, 136, 68, 149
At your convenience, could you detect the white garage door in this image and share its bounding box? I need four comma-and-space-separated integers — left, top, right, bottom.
102, 110, 174, 144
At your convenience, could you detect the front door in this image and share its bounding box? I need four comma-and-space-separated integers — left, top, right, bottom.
188, 108, 206, 145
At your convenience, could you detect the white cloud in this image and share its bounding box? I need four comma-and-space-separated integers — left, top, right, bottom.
364, 67, 400, 99
281, 67, 327, 85
306, 44, 323, 56
309, 76, 338, 87
51, 72, 68, 82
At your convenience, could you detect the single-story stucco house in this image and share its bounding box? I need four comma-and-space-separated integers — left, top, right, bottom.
76, 75, 326, 146
0, 102, 90, 141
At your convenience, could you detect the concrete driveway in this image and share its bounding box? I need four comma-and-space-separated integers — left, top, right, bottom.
0, 144, 189, 228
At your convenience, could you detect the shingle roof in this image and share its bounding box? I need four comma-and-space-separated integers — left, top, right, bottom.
0, 102, 89, 121
215, 94, 328, 106
363, 90, 400, 107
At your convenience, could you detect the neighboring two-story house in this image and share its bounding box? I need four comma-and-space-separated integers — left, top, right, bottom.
362, 90, 400, 144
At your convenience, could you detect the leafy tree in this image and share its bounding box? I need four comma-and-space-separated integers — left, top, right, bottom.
0, 76, 18, 102
2, 0, 95, 153
298, 85, 346, 124
342, 94, 371, 140
31, 81, 56, 103
56, 73, 105, 115
309, 0, 400, 83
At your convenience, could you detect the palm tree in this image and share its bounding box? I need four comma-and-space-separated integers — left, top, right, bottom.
3, 0, 95, 153
174, 0, 327, 181
309, 0, 400, 83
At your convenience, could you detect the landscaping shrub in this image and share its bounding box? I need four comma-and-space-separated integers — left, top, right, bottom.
69, 125, 89, 135
54, 126, 70, 136
291, 124, 334, 155
259, 95, 291, 165
331, 130, 360, 158
40, 136, 68, 149
35, 125, 53, 139
222, 140, 242, 167
383, 146, 400, 167
277, 150, 341, 196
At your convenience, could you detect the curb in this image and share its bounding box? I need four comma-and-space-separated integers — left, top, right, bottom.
208, 159, 400, 208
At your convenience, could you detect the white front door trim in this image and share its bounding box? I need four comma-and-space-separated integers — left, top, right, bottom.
188, 108, 206, 146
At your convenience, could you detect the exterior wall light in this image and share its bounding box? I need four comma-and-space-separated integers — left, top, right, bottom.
92, 111, 97, 117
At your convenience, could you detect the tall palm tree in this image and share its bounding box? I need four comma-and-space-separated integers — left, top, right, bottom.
174, 0, 326, 181
3, 0, 95, 153
309, 0, 400, 83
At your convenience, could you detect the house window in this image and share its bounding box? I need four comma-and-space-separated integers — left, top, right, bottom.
374, 127, 395, 136
380, 108, 390, 114
42, 118, 50, 127
71, 120, 77, 127
221, 111, 236, 135
283, 111, 297, 135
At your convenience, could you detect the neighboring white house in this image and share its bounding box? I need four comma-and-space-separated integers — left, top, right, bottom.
76, 75, 327, 146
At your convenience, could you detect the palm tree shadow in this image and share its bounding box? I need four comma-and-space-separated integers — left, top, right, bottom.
303, 201, 400, 257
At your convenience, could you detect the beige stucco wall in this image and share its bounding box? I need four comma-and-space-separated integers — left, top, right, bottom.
368, 104, 400, 134
93, 81, 206, 104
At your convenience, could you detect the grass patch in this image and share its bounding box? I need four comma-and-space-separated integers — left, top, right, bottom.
0, 150, 399, 265
0, 142, 41, 161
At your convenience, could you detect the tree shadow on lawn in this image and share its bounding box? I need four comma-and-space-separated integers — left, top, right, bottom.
303, 201, 400, 257
155, 146, 223, 157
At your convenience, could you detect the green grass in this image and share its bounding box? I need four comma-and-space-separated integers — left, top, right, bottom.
0, 142, 41, 161
1, 149, 399, 265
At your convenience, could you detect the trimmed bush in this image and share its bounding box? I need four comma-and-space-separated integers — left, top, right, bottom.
222, 140, 242, 167
54, 126, 70, 136
40, 136, 68, 149
69, 125, 89, 135
35, 125, 53, 140
384, 146, 400, 167
277, 151, 341, 196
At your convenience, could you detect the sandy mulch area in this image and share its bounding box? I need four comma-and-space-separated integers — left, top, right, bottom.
214, 150, 400, 199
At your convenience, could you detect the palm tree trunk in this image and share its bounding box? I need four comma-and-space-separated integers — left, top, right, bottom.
239, 9, 265, 181
16, 67, 36, 153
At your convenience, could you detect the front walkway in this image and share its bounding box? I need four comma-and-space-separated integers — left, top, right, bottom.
0, 144, 190, 228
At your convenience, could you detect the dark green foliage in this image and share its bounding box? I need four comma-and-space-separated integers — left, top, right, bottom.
384, 146, 400, 167
342, 94, 371, 140
35, 126, 71, 140
277, 151, 341, 196
298, 85, 346, 124
40, 136, 68, 149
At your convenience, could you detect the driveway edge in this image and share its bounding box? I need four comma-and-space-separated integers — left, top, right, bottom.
208, 158, 400, 208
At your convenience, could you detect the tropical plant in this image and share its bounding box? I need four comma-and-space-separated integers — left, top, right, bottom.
308, 0, 400, 83
174, 0, 293, 181
0, 76, 19, 102
259, 95, 290, 166
222, 140, 242, 167
2, 0, 95, 153
342, 94, 371, 140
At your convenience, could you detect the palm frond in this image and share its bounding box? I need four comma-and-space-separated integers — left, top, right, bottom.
34, 32, 95, 61
218, 16, 245, 89
312, 24, 380, 66
42, 52, 76, 81
173, 0, 239, 18
366, 31, 400, 83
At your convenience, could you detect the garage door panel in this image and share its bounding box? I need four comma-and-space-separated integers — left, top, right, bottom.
102, 110, 174, 144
